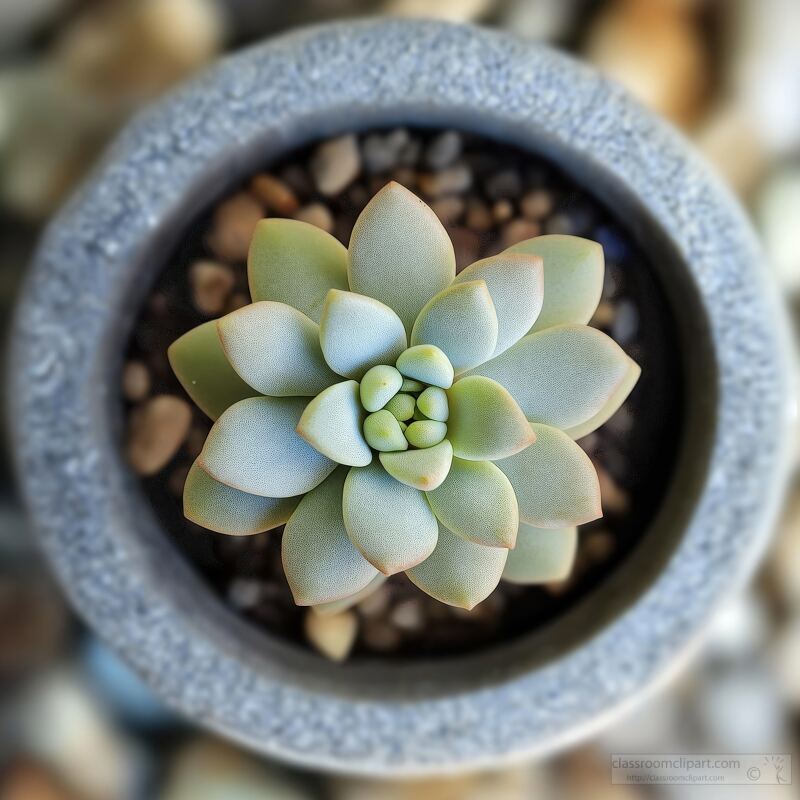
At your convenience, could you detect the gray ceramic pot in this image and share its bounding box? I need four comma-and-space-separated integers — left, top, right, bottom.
8, 20, 795, 775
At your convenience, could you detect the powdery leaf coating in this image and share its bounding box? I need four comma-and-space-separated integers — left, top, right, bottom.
217, 301, 338, 396
359, 365, 403, 413
502, 523, 578, 584
427, 458, 518, 548
446, 375, 535, 461
469, 324, 640, 434
199, 396, 336, 498
508, 234, 603, 332
410, 280, 498, 372
296, 380, 371, 467
343, 462, 439, 574
383, 392, 416, 422
282, 468, 378, 606
248, 218, 348, 323
319, 289, 407, 379
496, 423, 601, 528
404, 420, 447, 449
453, 252, 544, 357
363, 410, 408, 452
311, 574, 387, 617
406, 523, 508, 610
378, 440, 453, 491
401, 378, 424, 392
395, 344, 454, 389
168, 320, 259, 420
349, 182, 455, 333
416, 386, 449, 421
183, 461, 299, 535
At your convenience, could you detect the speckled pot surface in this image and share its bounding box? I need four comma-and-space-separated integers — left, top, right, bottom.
8, 20, 795, 775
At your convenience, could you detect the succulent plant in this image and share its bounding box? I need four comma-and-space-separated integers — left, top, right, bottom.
169, 182, 640, 611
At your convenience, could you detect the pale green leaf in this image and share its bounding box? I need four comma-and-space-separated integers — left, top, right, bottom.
311, 574, 387, 617
359, 365, 403, 413
401, 378, 424, 393
349, 182, 455, 333
427, 458, 518, 548
410, 280, 498, 372
296, 381, 371, 467
406, 524, 507, 610
183, 461, 299, 535
199, 396, 335, 497
168, 321, 259, 420
362, 410, 408, 452
502, 524, 578, 584
395, 344, 454, 389
343, 462, 439, 574
217, 301, 338, 396
469, 324, 640, 435
496, 423, 601, 527
446, 376, 535, 461
384, 393, 416, 421
282, 468, 379, 605
454, 252, 544, 356
378, 440, 453, 491
416, 386, 448, 421
248, 218, 348, 322
508, 234, 603, 332
319, 289, 407, 379
404, 420, 447, 449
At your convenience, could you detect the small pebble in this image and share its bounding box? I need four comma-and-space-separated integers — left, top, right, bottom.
390, 599, 424, 632
501, 219, 540, 248
361, 619, 402, 652
310, 134, 360, 196
611, 300, 639, 345
544, 213, 574, 235
122, 361, 150, 402
417, 164, 472, 198
595, 464, 630, 514
206, 192, 263, 262
279, 164, 313, 196
228, 578, 264, 610
126, 395, 192, 476
424, 130, 462, 170
520, 189, 554, 220
293, 202, 334, 233
485, 169, 522, 200
582, 529, 615, 563
465, 199, 492, 232
390, 166, 418, 189
357, 584, 391, 618
189, 260, 235, 315
305, 609, 358, 662
361, 129, 409, 174
250, 173, 299, 215
431, 196, 464, 225
397, 137, 422, 166
491, 199, 513, 223
589, 300, 615, 329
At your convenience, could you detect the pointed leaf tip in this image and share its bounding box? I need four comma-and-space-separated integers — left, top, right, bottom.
379, 440, 453, 491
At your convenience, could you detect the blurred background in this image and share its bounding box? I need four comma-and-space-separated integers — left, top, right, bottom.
1, 0, 799, 797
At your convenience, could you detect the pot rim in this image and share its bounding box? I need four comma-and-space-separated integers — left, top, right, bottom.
7, 19, 795, 775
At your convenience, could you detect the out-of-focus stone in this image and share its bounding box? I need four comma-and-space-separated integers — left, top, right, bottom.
772, 617, 800, 708
362, 129, 410, 174
424, 131, 462, 170
501, 219, 540, 248
294, 202, 335, 233
492, 199, 513, 223
520, 189, 554, 220
126, 395, 192, 476
431, 196, 465, 225
705, 592, 768, 661
499, 0, 583, 42
757, 166, 800, 294
189, 260, 235, 315
1, 762, 76, 800
465, 199, 492, 232
357, 583, 391, 618
206, 192, 263, 262
769, 486, 800, 607
250, 173, 299, 215
122, 360, 150, 402
390, 599, 424, 631
310, 134, 360, 196
305, 610, 358, 662
595, 463, 630, 514
448, 227, 481, 269
418, 165, 472, 198
384, 0, 495, 23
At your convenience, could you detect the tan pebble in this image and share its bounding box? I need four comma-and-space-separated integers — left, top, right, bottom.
583, 529, 615, 563
492, 199, 514, 223
361, 619, 402, 652
293, 202, 334, 233
465, 199, 493, 232
357, 584, 391, 618
304, 609, 358, 662
250, 173, 299, 215
206, 193, 263, 262
417, 164, 472, 198
589, 300, 615, 329
126, 395, 192, 476
1, 762, 74, 800
189, 260, 235, 315
595, 464, 630, 514
431, 196, 465, 225
501, 219, 541, 248
122, 361, 150, 402
390, 599, 424, 631
448, 227, 481, 270
310, 134, 360, 196
520, 189, 554, 220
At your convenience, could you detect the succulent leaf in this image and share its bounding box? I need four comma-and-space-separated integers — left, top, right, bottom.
404, 420, 447, 449
469, 324, 640, 434
199, 397, 336, 497
183, 461, 299, 535
406, 523, 508, 610
446, 375, 535, 461
378, 440, 453, 491
311, 574, 387, 617
319, 289, 407, 379
248, 218, 349, 323
401, 378, 424, 392
416, 386, 449, 422
296, 381, 371, 467
383, 392, 416, 422
168, 321, 259, 420
343, 462, 439, 574
426, 458, 518, 548
508, 234, 603, 332
454, 252, 544, 357
410, 280, 498, 372
395, 344, 454, 389
363, 410, 408, 452
349, 182, 456, 333
282, 468, 379, 605
496, 423, 601, 527
217, 301, 338, 396
359, 365, 403, 413
502, 523, 578, 584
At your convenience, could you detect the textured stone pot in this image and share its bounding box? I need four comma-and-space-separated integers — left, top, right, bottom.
8, 20, 795, 775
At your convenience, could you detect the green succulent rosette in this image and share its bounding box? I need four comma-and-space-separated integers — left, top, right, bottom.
169, 182, 640, 611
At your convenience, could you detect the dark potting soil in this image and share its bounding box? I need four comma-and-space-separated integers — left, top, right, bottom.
123, 128, 683, 661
